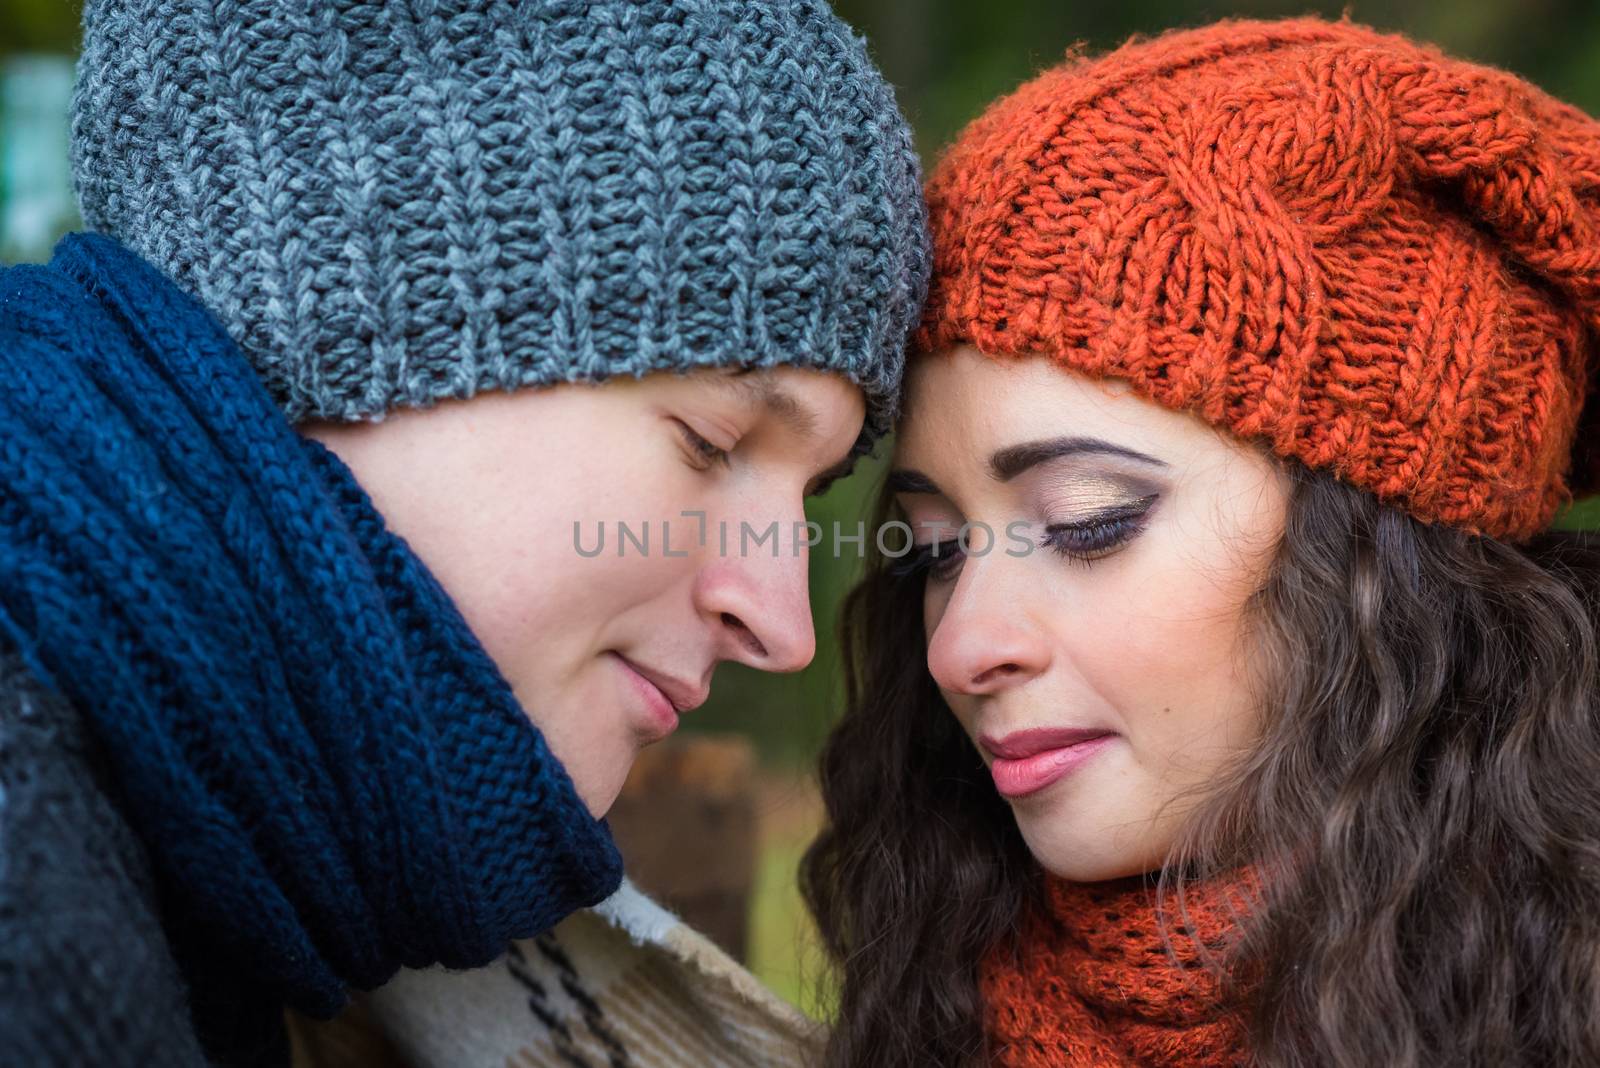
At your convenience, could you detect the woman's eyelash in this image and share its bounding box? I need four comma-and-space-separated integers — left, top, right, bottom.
888, 540, 964, 582
890, 495, 1158, 582
674, 420, 730, 468
1041, 495, 1158, 566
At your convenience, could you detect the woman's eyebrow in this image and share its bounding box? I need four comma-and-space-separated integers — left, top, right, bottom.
988, 436, 1168, 481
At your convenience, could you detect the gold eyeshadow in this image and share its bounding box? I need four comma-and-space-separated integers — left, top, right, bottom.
1035, 472, 1158, 517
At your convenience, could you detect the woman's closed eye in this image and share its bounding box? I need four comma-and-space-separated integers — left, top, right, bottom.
890, 537, 966, 583
891, 494, 1158, 584
1042, 493, 1157, 567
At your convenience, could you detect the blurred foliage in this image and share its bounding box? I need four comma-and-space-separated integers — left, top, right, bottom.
2, 0, 80, 56
747, 781, 838, 1016
1, 53, 76, 263
7, 0, 1600, 762
831, 0, 1600, 160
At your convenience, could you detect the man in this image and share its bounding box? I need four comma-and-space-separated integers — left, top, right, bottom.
0, 1, 928, 1064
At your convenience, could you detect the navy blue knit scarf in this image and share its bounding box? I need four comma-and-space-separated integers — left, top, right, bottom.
0, 233, 623, 1060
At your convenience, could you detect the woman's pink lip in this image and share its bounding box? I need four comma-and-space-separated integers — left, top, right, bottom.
983, 729, 1117, 799
980, 726, 1116, 760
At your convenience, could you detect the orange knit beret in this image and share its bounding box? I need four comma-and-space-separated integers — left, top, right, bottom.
917, 16, 1600, 541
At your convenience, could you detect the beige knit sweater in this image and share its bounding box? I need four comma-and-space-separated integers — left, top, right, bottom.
289, 878, 824, 1068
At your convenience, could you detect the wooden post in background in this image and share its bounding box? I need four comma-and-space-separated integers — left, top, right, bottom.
604, 733, 758, 963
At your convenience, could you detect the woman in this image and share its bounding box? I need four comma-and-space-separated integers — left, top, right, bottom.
804, 17, 1600, 1067
1, 1, 928, 1065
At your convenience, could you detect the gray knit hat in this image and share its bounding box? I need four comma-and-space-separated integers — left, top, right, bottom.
69, 0, 930, 448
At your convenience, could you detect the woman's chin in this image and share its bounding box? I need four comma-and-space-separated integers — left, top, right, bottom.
1018, 820, 1161, 884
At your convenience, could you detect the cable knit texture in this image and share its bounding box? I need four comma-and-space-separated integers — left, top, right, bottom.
982, 872, 1258, 1067
69, 0, 931, 448
0, 232, 624, 1066
918, 16, 1600, 541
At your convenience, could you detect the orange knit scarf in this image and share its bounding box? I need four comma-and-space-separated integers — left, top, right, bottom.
981, 871, 1260, 1066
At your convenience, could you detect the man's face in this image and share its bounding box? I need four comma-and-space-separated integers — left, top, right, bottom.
302, 366, 865, 815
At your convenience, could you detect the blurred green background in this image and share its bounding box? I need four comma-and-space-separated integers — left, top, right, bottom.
8, 0, 1600, 1012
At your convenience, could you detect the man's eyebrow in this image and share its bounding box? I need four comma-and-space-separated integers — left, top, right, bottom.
989, 436, 1167, 481
711, 368, 819, 439
885, 468, 942, 495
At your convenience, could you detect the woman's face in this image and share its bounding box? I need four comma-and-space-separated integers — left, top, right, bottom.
891, 346, 1290, 881
302, 366, 864, 817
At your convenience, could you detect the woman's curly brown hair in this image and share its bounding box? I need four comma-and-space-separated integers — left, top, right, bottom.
802, 461, 1600, 1067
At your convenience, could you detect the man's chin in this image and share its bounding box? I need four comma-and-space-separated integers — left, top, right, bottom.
577, 764, 630, 820
543, 732, 638, 820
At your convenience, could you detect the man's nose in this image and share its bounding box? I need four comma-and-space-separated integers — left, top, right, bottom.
694, 544, 817, 673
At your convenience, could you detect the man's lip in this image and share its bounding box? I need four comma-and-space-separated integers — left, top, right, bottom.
614, 654, 708, 714
979, 726, 1117, 760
